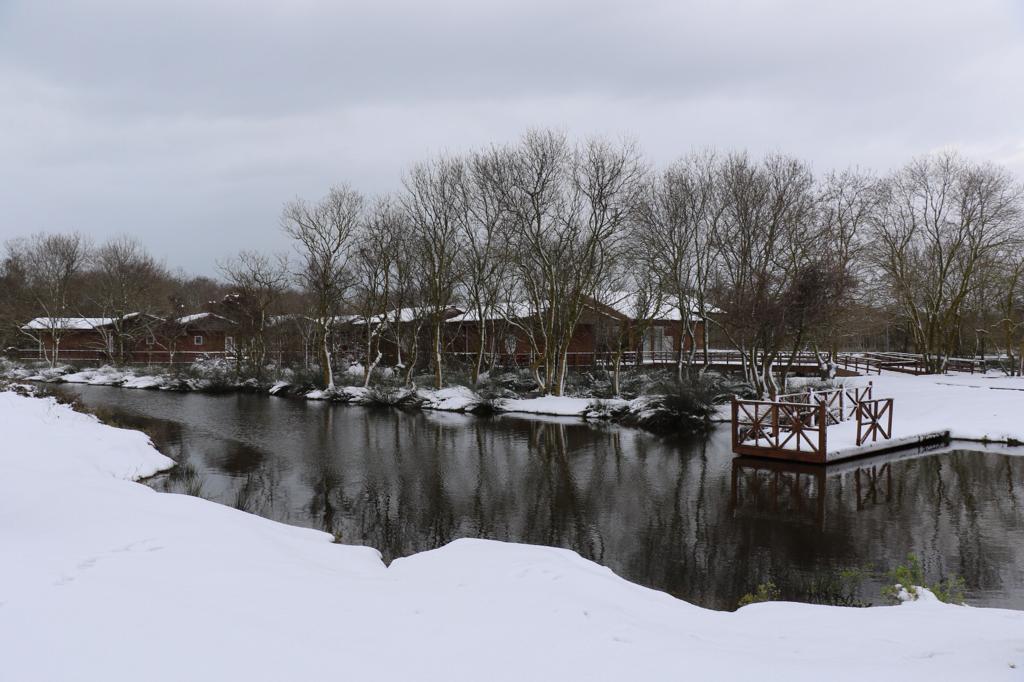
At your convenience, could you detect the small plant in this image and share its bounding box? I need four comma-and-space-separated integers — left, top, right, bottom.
738, 581, 780, 607
803, 567, 871, 607
882, 554, 966, 605
882, 553, 926, 602
930, 575, 967, 605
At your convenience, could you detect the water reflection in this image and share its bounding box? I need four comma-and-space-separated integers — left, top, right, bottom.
52, 384, 1024, 611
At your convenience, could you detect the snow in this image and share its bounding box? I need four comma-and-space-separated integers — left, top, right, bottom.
176, 312, 232, 324
419, 385, 481, 411
2, 388, 1023, 680
20, 316, 116, 330
20, 312, 154, 330
820, 373, 1024, 457
499, 395, 598, 416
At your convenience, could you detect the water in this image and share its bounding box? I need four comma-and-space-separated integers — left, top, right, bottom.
51, 384, 1024, 611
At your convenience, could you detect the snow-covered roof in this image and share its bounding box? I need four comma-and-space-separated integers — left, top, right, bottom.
21, 317, 115, 331
601, 291, 715, 322
447, 302, 538, 323
352, 306, 462, 326
21, 312, 168, 331
176, 312, 234, 326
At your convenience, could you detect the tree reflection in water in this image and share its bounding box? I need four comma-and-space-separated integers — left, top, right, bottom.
51, 384, 1024, 610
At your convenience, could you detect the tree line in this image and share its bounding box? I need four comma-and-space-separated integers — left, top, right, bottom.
3, 129, 1023, 396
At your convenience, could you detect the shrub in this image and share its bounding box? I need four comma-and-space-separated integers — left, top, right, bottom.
738, 581, 780, 607
929, 575, 967, 605
803, 568, 871, 607
882, 554, 966, 605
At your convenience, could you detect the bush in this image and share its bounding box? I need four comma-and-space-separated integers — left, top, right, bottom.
930, 575, 967, 605
882, 554, 966, 605
617, 373, 736, 433
738, 581, 780, 607
803, 568, 871, 607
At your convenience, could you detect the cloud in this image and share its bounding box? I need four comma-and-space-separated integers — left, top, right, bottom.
1, 0, 1021, 273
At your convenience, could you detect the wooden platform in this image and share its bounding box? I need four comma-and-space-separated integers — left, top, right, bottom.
825, 430, 950, 462
730, 384, 948, 464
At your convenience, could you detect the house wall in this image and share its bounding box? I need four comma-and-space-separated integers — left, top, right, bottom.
444, 318, 706, 367
20, 324, 234, 365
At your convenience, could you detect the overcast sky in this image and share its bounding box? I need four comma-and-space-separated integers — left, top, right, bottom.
1, 0, 1022, 275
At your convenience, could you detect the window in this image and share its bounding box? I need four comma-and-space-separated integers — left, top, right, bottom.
643, 327, 674, 354
194, 335, 204, 346
225, 336, 236, 352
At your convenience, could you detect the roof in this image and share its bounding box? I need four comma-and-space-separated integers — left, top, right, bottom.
20, 312, 161, 331
447, 301, 538, 323
21, 317, 116, 331
602, 291, 715, 322
175, 312, 235, 327
352, 306, 462, 326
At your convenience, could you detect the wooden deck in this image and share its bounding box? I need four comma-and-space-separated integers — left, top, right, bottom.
729, 383, 946, 464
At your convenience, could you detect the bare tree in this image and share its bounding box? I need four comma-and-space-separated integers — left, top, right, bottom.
711, 153, 818, 397
282, 185, 363, 389
637, 151, 721, 381
595, 262, 665, 396
90, 236, 167, 364
869, 152, 1023, 372
403, 156, 466, 389
487, 130, 644, 395
455, 150, 510, 384
8, 233, 90, 366
806, 168, 881, 374
351, 198, 402, 387
219, 250, 290, 378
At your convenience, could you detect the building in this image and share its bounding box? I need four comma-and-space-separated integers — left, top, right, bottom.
444, 295, 707, 368
17, 312, 237, 365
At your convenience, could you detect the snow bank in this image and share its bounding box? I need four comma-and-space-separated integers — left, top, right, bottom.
418, 385, 481, 411
1, 390, 1023, 680
500, 395, 602, 416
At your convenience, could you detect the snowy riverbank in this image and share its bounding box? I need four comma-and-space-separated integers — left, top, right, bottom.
11, 360, 1024, 441
1, 361, 694, 424
1, 389, 1023, 680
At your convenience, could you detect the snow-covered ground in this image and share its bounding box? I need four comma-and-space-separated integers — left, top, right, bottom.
2, 388, 1023, 680
819, 373, 1024, 456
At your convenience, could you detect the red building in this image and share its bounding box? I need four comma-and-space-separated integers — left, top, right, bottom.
18, 313, 237, 365
444, 296, 706, 368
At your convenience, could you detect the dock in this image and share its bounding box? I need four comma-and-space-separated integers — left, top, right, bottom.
730, 382, 949, 464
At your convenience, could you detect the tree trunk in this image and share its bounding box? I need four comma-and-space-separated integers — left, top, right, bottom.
433, 320, 443, 389
321, 328, 334, 390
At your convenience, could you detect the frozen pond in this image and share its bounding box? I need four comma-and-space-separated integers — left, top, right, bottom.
53, 384, 1024, 610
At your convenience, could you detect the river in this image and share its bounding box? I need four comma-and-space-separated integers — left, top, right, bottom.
51, 383, 1024, 611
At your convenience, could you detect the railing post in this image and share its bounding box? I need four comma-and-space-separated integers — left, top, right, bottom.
886, 398, 893, 439
856, 401, 864, 446
817, 403, 827, 462
771, 403, 779, 444
731, 397, 739, 452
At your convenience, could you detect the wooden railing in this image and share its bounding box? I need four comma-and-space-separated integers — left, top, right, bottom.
855, 398, 894, 446
447, 348, 982, 375
731, 382, 893, 463
732, 399, 828, 463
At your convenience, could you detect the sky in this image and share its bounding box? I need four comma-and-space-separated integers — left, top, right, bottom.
1, 0, 1022, 276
